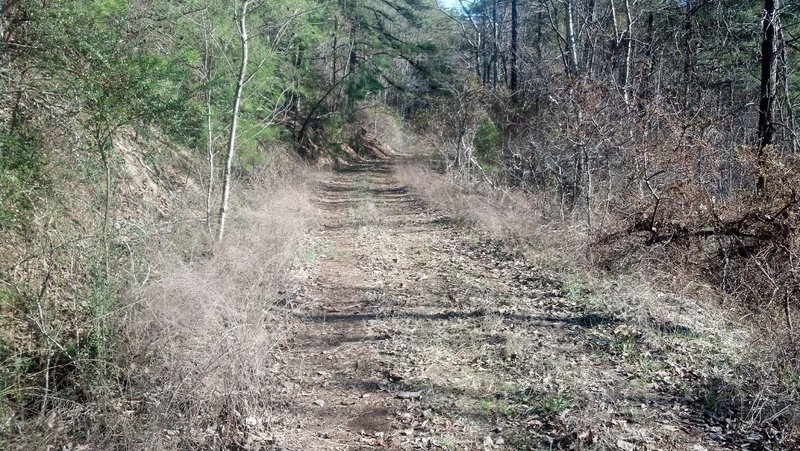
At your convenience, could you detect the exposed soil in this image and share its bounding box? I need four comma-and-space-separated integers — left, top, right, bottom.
267, 157, 789, 450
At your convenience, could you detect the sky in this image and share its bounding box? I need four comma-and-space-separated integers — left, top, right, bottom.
437, 0, 472, 11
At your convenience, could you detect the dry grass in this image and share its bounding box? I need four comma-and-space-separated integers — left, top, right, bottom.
397, 160, 745, 337
0, 111, 322, 447
109, 173, 317, 449
395, 156, 800, 445
395, 162, 586, 269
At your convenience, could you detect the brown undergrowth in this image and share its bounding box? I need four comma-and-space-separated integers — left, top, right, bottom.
395, 162, 585, 269
114, 174, 316, 450
120, 185, 314, 449
1, 132, 319, 449
396, 157, 800, 447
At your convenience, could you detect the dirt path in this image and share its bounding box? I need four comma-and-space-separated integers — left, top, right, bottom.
270, 157, 761, 450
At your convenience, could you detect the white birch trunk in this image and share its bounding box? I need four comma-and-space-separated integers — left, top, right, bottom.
217, 0, 251, 241
622, 0, 634, 105
565, 0, 579, 76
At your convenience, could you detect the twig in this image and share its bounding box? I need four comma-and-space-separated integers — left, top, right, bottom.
785, 289, 794, 345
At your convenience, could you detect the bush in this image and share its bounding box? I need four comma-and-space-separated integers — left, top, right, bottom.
0, 123, 47, 230
473, 116, 500, 167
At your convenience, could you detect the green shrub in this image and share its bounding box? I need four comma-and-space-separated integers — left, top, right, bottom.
0, 123, 47, 230
473, 116, 500, 166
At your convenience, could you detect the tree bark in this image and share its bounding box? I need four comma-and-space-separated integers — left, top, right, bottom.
622, 0, 633, 106
100, 136, 112, 282
203, 4, 215, 235
476, 29, 482, 82
510, 0, 518, 92
757, 0, 779, 192
217, 0, 251, 242
206, 92, 215, 235
565, 0, 579, 77
778, 25, 796, 152
491, 0, 498, 90
682, 6, 695, 110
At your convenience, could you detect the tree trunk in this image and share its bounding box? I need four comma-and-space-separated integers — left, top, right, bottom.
682, 6, 695, 110
203, 5, 215, 235
778, 25, 796, 152
510, 0, 518, 92
331, 25, 337, 87
582, 0, 597, 78
206, 93, 215, 235
491, 0, 498, 90
536, 10, 543, 61
565, 0, 579, 77
101, 137, 112, 282
622, 0, 634, 105
217, 0, 251, 242
476, 30, 482, 82
757, 0, 779, 192
481, 23, 489, 86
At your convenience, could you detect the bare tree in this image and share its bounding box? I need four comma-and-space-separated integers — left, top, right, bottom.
203, 2, 217, 235
564, 0, 579, 77
510, 0, 518, 92
216, 0, 308, 241
217, 0, 252, 242
757, 0, 780, 192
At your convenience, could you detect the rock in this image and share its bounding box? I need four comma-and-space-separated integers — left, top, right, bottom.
616, 439, 636, 451
396, 391, 422, 400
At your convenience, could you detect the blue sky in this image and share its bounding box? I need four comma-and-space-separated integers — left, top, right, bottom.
438, 0, 471, 11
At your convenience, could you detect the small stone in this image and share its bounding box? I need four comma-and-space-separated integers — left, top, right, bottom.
396, 391, 421, 400
617, 439, 636, 451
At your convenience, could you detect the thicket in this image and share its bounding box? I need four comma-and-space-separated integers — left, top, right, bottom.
385, 2, 800, 442
1, 0, 445, 447
418, 0, 800, 370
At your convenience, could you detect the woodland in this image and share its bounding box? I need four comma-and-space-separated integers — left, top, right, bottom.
1, 0, 800, 449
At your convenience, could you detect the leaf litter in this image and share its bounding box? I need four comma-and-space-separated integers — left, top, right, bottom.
262, 159, 798, 450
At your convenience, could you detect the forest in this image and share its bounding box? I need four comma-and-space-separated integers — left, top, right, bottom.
2, 0, 799, 449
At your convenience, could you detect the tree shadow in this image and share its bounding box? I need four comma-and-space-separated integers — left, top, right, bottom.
293, 158, 797, 448
300, 304, 622, 331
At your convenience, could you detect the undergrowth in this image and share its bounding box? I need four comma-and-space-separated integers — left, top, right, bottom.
396, 157, 800, 445
1, 147, 318, 449
112, 174, 316, 449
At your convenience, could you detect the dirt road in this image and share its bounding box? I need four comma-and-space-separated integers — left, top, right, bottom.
269, 157, 759, 450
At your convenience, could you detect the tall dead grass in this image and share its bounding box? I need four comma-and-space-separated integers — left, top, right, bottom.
397, 157, 800, 441
110, 170, 316, 449
395, 163, 586, 267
